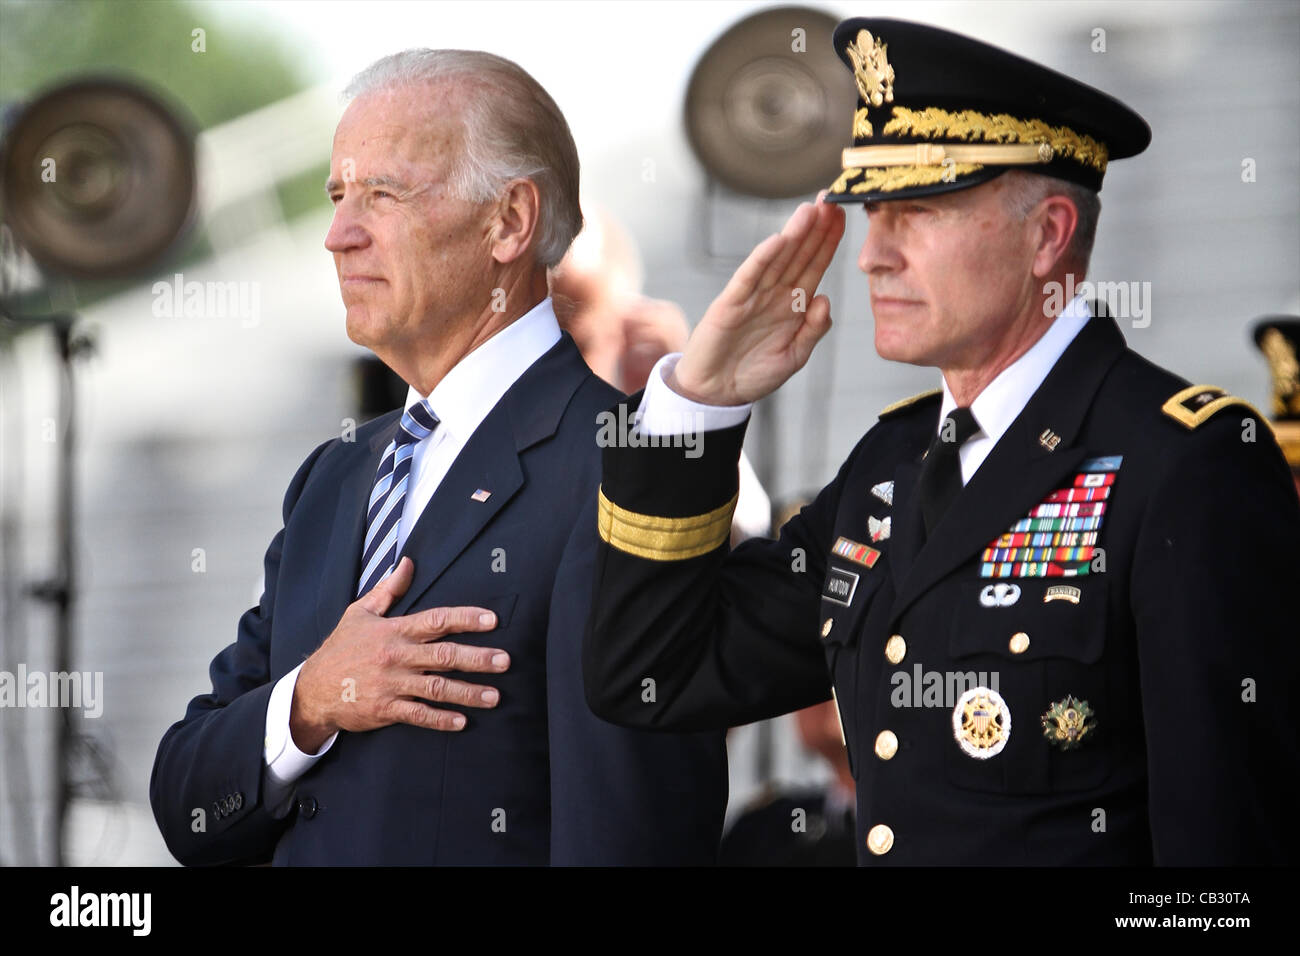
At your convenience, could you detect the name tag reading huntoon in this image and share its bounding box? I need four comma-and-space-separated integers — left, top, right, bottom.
823, 567, 860, 606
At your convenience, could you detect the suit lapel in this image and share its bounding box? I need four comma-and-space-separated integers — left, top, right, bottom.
888, 313, 1128, 624
386, 414, 525, 617
385, 332, 591, 618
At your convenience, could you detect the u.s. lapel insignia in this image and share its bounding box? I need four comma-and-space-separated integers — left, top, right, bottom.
1041, 695, 1096, 750
470, 489, 492, 502
979, 582, 1021, 607
953, 686, 1010, 759
1038, 428, 1061, 452
868, 515, 891, 542
871, 481, 894, 506
832, 536, 881, 568
980, 455, 1123, 578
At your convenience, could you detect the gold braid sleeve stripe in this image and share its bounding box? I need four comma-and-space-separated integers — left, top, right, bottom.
883, 106, 1109, 173
597, 486, 737, 561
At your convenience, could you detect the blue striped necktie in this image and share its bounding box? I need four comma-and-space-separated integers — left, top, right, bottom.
357, 400, 439, 597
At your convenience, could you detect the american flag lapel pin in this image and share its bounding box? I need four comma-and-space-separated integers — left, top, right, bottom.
471, 489, 492, 502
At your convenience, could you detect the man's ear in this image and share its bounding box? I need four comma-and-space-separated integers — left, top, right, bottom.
1030, 193, 1078, 279
490, 178, 541, 265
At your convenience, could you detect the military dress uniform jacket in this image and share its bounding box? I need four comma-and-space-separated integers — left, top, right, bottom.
584, 313, 1300, 865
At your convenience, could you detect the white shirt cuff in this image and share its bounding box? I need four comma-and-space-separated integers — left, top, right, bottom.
264, 662, 338, 787
637, 353, 752, 435
733, 451, 773, 541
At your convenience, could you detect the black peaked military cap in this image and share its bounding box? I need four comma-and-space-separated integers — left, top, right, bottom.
823, 18, 1152, 203
1252, 316, 1300, 469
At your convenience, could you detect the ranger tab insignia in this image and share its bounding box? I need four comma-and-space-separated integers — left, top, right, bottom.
1041, 695, 1097, 750
1044, 585, 1081, 604
952, 686, 1010, 759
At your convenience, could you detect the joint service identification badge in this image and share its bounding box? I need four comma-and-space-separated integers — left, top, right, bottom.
952, 686, 1010, 759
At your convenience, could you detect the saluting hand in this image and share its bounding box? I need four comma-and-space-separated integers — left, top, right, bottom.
671, 197, 846, 406
290, 557, 509, 753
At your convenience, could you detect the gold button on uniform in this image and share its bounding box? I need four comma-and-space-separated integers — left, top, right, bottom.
874, 730, 898, 760
884, 634, 906, 664
1009, 632, 1030, 654
867, 824, 894, 855
822, 618, 834, 638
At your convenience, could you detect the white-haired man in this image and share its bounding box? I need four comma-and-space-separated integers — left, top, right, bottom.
152, 49, 726, 865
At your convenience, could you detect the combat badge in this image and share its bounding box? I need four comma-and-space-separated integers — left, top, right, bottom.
952, 686, 1010, 759
871, 480, 894, 506
1041, 695, 1096, 750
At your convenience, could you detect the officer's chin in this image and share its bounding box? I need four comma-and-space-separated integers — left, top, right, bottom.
873, 325, 934, 367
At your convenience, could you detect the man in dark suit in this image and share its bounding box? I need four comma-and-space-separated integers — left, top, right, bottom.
150, 49, 726, 865
584, 19, 1300, 864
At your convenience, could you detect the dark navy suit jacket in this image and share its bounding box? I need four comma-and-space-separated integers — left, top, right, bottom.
150, 333, 728, 864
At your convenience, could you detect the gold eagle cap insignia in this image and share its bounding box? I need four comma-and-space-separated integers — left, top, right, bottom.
847, 29, 895, 108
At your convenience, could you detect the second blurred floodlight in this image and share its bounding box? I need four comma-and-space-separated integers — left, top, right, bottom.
684, 6, 855, 199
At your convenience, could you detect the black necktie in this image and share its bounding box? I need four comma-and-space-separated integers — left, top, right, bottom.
918, 407, 980, 536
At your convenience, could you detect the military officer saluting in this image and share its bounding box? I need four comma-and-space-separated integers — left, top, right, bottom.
583, 18, 1300, 864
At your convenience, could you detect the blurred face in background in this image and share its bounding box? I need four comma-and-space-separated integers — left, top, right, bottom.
324, 83, 496, 361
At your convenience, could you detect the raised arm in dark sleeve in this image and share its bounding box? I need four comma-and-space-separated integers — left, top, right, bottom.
584, 399, 844, 732
548, 485, 728, 863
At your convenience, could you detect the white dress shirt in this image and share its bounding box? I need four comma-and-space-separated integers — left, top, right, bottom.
261, 297, 562, 815
938, 294, 1092, 484
637, 294, 1094, 486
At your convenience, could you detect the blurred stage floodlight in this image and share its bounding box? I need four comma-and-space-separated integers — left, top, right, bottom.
684, 6, 855, 199
1, 76, 196, 281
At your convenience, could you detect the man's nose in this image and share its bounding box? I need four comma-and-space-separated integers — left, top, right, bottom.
858, 213, 903, 275
324, 199, 367, 253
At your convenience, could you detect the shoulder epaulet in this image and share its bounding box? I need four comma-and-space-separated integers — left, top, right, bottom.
879, 388, 942, 420
1161, 384, 1266, 430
